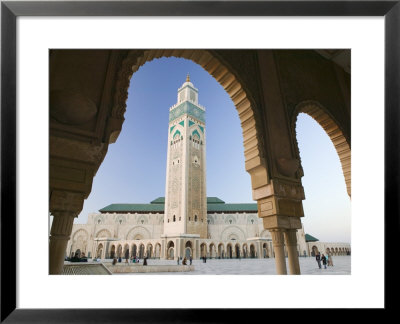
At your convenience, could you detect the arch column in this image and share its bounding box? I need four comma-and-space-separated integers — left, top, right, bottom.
49, 190, 84, 274
284, 229, 301, 274
270, 229, 287, 275
49, 211, 76, 274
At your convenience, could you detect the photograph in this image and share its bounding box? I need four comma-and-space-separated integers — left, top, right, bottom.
49, 49, 351, 276
2, 0, 397, 320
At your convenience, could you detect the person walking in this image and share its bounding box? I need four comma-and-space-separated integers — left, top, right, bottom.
182, 257, 187, 265
125, 249, 129, 264
321, 254, 327, 269
315, 252, 321, 269
189, 256, 192, 265
177, 257, 180, 265
325, 254, 329, 266
328, 253, 334, 266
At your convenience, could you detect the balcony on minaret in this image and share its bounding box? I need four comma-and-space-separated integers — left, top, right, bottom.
169, 77, 205, 113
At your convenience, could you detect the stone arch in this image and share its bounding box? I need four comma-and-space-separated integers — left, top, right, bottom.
292, 100, 351, 197
117, 244, 122, 258
260, 229, 272, 239
235, 243, 241, 258
131, 243, 137, 257
72, 228, 89, 241
95, 229, 112, 238
110, 49, 269, 195
250, 244, 256, 258
220, 226, 246, 241
126, 226, 151, 240
123, 244, 130, 259
110, 245, 116, 258
218, 243, 225, 258
154, 243, 161, 258
96, 243, 103, 259
146, 243, 153, 258
226, 243, 233, 259
209, 243, 217, 258
71, 229, 89, 254
262, 243, 269, 258
242, 243, 248, 258
200, 243, 207, 258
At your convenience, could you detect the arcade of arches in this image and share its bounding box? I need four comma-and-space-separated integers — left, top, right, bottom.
50, 49, 351, 275
67, 209, 350, 262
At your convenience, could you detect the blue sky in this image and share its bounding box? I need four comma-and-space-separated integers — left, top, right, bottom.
73, 57, 351, 243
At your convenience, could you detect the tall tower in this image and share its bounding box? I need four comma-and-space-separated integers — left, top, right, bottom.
164, 75, 207, 239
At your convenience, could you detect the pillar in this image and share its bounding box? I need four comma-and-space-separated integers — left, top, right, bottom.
270, 229, 287, 275
161, 240, 165, 259
49, 211, 76, 274
284, 229, 301, 275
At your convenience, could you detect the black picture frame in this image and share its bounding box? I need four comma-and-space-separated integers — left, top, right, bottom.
1, 0, 398, 322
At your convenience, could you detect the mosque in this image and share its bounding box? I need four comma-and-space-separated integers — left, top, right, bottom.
66, 76, 350, 262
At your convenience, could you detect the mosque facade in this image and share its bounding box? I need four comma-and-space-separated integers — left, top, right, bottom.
66, 77, 350, 261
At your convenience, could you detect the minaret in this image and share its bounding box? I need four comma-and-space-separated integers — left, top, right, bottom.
163, 75, 207, 238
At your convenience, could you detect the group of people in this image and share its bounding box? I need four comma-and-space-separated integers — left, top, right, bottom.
315, 252, 334, 269
112, 255, 148, 266
177, 256, 192, 265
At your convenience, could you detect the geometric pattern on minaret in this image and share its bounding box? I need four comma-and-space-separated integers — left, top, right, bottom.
163, 75, 207, 238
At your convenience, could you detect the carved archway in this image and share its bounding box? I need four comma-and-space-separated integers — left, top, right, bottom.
95, 229, 112, 238
220, 226, 246, 241
126, 226, 151, 240
293, 101, 351, 197
110, 49, 268, 193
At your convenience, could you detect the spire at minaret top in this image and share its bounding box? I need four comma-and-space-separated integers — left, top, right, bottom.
186, 73, 190, 82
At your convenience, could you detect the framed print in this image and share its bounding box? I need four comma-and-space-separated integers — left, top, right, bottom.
1, 0, 398, 322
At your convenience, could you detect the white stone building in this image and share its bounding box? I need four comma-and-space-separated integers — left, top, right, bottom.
66, 76, 350, 261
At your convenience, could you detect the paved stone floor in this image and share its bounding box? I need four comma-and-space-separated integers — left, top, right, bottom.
102, 256, 351, 275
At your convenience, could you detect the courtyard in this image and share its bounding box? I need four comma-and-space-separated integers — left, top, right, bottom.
107, 255, 351, 275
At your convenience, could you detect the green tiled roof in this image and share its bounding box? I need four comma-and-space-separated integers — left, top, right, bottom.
206, 197, 225, 204
150, 197, 165, 204
99, 204, 164, 213
99, 197, 257, 213
207, 203, 257, 212
305, 234, 319, 242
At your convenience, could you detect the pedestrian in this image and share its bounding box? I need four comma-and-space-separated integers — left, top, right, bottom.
189, 255, 192, 265
125, 250, 129, 263
321, 254, 327, 269
118, 256, 122, 263
177, 257, 180, 265
315, 252, 321, 269
328, 253, 334, 266
326, 254, 329, 266
204, 255, 206, 263
182, 257, 187, 265
112, 257, 117, 265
